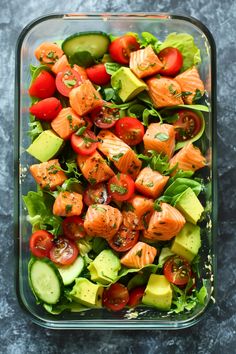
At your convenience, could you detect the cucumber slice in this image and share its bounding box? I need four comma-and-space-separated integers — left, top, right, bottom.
62, 31, 110, 59
57, 256, 84, 285
28, 258, 63, 304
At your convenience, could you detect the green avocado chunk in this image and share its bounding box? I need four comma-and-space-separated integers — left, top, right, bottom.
111, 67, 147, 102
26, 130, 64, 162
171, 222, 201, 262
175, 187, 204, 225
88, 249, 121, 285
142, 274, 172, 311
70, 278, 104, 307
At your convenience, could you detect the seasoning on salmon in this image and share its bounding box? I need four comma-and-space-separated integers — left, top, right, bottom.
77, 150, 115, 184
169, 142, 206, 174
146, 76, 183, 108
69, 80, 103, 116
129, 45, 163, 79
122, 195, 154, 230
84, 204, 123, 239
51, 107, 85, 140
97, 130, 142, 179
144, 202, 186, 241
143, 123, 176, 159
120, 241, 157, 268
51, 55, 69, 74
29, 159, 67, 190
53, 191, 83, 217
73, 65, 88, 82
135, 167, 169, 199
174, 66, 205, 104
34, 42, 64, 68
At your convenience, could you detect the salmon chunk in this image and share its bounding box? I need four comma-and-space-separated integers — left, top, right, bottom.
73, 65, 88, 82
135, 167, 169, 199
51, 55, 69, 74
122, 195, 154, 230
175, 66, 205, 104
34, 42, 64, 68
120, 241, 157, 268
51, 107, 85, 140
53, 191, 83, 217
29, 159, 67, 190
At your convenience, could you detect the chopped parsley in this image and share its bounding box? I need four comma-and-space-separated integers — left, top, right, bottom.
91, 205, 106, 212
136, 249, 143, 257
88, 178, 97, 185
193, 89, 203, 102
146, 182, 154, 187
76, 126, 87, 136
112, 153, 124, 161
110, 184, 127, 195
65, 204, 72, 214
168, 84, 177, 95
154, 132, 169, 141
64, 79, 77, 88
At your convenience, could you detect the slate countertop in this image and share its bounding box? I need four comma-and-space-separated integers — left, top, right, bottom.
1, 0, 236, 353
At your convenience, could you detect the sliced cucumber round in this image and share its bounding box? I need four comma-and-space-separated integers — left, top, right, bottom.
28, 258, 63, 305
57, 256, 84, 285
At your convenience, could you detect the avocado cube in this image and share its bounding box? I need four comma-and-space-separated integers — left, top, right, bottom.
111, 67, 147, 102
171, 223, 201, 262
142, 274, 172, 311
175, 187, 204, 225
27, 130, 64, 162
70, 278, 103, 307
88, 249, 121, 285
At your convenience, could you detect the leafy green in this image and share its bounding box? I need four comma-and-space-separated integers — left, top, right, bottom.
44, 301, 89, 315
104, 62, 121, 75
127, 103, 146, 119
29, 64, 50, 84
113, 264, 158, 284
138, 150, 177, 175
60, 160, 82, 180
161, 104, 209, 114
76, 237, 93, 257
142, 107, 162, 126
69, 51, 95, 68
92, 237, 109, 254
127, 266, 158, 290
135, 31, 162, 52
27, 121, 43, 141
60, 178, 83, 193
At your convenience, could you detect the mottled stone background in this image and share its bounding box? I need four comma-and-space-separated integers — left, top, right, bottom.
0, 0, 235, 353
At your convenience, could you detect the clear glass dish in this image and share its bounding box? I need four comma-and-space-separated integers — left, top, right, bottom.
14, 13, 217, 329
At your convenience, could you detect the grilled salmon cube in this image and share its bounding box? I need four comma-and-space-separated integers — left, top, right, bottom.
129, 45, 163, 79
143, 123, 175, 159
146, 76, 183, 108
29, 159, 67, 190
77, 150, 115, 184
122, 195, 154, 230
51, 107, 85, 140
53, 191, 83, 217
120, 241, 157, 268
73, 64, 88, 82
135, 167, 169, 199
51, 55, 69, 74
69, 80, 103, 116
34, 42, 64, 68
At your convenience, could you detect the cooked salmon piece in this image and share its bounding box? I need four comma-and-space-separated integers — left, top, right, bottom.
146, 76, 183, 108
135, 167, 169, 199
120, 241, 157, 268
51, 107, 85, 140
51, 55, 69, 74
169, 142, 206, 174
77, 150, 115, 184
143, 123, 176, 159
53, 191, 83, 217
84, 204, 123, 239
129, 45, 163, 79
69, 80, 103, 116
144, 202, 185, 241
34, 42, 64, 68
175, 66, 205, 104
97, 130, 142, 179
122, 195, 154, 230
73, 65, 88, 82
29, 159, 67, 190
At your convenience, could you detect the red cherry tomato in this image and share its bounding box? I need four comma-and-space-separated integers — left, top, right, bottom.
56, 67, 83, 97
49, 237, 79, 266
62, 216, 86, 240
84, 116, 93, 130
173, 110, 202, 142
28, 70, 56, 99
86, 64, 111, 86
127, 286, 146, 307
29, 97, 62, 121
71, 130, 98, 156
102, 283, 129, 311
90, 105, 120, 129
108, 225, 139, 252
163, 255, 192, 286
115, 117, 144, 146
108, 173, 135, 202
109, 35, 140, 65
83, 183, 111, 207
29, 230, 54, 258
158, 47, 183, 76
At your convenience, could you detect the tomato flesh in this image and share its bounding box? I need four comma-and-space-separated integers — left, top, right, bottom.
83, 183, 111, 206
29, 230, 54, 258
115, 117, 144, 146
91, 105, 119, 129
127, 286, 146, 307
158, 47, 183, 76
28, 70, 56, 99
103, 283, 129, 311
86, 64, 111, 86
173, 110, 202, 142
109, 35, 140, 65
62, 216, 86, 240
163, 255, 192, 286
108, 225, 139, 252
56, 67, 83, 97
108, 173, 135, 202
71, 130, 98, 156
29, 97, 62, 121
49, 237, 79, 266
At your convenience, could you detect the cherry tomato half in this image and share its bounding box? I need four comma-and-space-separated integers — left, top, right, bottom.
108, 173, 135, 202
28, 70, 56, 99
163, 255, 192, 286
127, 286, 146, 307
62, 216, 86, 240
91, 105, 120, 129
173, 110, 202, 142
49, 237, 79, 266
29, 230, 54, 258
29, 97, 62, 121
56, 67, 83, 97
109, 35, 140, 65
115, 117, 144, 146
71, 130, 98, 156
108, 225, 139, 252
102, 283, 129, 311
158, 47, 183, 76
83, 183, 111, 206
86, 64, 111, 86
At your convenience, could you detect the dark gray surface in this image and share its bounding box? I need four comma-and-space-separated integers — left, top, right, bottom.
1, 0, 236, 353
